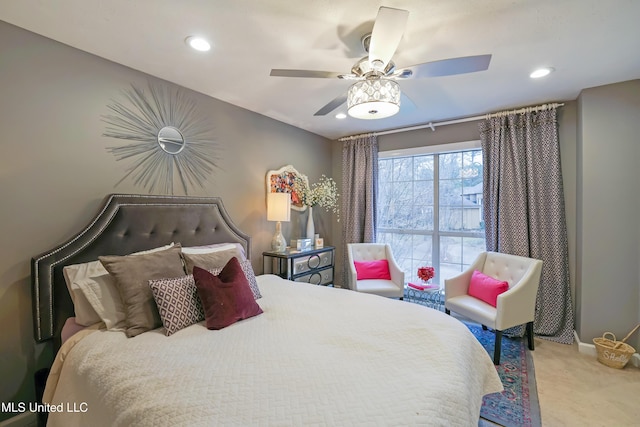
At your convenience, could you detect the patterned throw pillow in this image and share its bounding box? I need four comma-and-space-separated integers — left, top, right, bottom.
209, 258, 262, 300
149, 275, 204, 336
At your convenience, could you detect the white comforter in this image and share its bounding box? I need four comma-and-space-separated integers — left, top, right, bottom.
45, 275, 502, 426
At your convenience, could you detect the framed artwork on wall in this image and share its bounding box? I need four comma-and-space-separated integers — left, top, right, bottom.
266, 165, 308, 211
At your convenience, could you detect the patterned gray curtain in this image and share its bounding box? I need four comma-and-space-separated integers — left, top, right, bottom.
480, 107, 574, 344
341, 134, 378, 289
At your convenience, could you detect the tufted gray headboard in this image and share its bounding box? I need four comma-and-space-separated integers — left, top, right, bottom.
31, 194, 251, 348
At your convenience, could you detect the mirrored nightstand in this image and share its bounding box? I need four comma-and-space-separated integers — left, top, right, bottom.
263, 246, 335, 286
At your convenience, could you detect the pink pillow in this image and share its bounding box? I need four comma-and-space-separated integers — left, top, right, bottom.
61, 317, 88, 344
468, 270, 509, 307
354, 260, 391, 280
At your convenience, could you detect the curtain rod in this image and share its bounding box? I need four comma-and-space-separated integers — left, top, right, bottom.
338, 102, 565, 141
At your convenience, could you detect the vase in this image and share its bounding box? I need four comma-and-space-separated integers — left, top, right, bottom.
306, 205, 315, 239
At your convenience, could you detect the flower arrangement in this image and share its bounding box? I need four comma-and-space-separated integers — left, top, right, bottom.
417, 266, 435, 282
293, 174, 340, 221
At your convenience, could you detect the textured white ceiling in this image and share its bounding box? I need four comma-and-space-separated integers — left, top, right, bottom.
1, 0, 639, 140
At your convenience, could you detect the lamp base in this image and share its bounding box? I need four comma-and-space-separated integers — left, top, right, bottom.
271, 221, 287, 252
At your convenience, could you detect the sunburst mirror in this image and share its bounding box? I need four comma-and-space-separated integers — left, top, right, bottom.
102, 82, 218, 194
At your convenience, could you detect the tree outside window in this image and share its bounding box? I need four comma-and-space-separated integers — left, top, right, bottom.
377, 148, 485, 284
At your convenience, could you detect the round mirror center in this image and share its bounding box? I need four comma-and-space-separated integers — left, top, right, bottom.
157, 126, 185, 154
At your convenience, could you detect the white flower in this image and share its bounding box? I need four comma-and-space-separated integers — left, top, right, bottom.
293, 174, 340, 221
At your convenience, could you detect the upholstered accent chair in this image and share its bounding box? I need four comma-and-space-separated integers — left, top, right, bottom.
444, 251, 543, 364
347, 243, 405, 299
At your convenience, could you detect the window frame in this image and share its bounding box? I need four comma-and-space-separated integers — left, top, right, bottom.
378, 140, 484, 284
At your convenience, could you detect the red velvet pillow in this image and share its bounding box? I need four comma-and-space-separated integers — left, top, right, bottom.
193, 258, 263, 330
353, 259, 391, 280
468, 270, 509, 307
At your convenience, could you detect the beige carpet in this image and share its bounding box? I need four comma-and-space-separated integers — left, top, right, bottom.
531, 337, 639, 426
442, 313, 639, 426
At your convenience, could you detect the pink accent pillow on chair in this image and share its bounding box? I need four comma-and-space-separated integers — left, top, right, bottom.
468, 270, 509, 307
354, 260, 391, 280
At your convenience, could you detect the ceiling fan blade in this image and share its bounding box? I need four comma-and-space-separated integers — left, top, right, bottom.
314, 93, 348, 116
368, 7, 409, 69
400, 54, 492, 78
270, 69, 343, 78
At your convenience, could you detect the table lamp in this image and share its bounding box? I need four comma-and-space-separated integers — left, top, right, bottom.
267, 192, 291, 252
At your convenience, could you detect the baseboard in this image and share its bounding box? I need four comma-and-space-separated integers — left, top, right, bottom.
0, 412, 37, 427
574, 330, 640, 368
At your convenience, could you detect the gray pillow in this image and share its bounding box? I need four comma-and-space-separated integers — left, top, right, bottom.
99, 245, 185, 337
181, 248, 242, 274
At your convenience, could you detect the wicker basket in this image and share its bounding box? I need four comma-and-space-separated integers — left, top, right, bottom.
593, 324, 639, 369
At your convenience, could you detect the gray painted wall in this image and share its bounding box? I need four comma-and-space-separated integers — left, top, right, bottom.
558, 102, 578, 314
378, 120, 481, 151
0, 21, 333, 420
576, 80, 640, 350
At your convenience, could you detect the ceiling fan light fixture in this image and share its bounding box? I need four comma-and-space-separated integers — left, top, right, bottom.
347, 78, 400, 120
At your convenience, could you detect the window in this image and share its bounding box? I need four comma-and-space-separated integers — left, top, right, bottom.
377, 142, 485, 284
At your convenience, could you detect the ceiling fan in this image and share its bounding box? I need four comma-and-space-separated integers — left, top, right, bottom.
270, 6, 491, 119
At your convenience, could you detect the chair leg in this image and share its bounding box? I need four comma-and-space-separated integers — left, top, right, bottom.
526, 321, 535, 351
493, 330, 503, 365
445, 308, 450, 315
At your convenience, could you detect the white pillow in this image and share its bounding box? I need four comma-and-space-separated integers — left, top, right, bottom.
76, 275, 127, 331
182, 242, 247, 259
62, 243, 175, 327
62, 260, 108, 326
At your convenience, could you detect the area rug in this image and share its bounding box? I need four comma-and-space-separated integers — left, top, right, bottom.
466, 323, 542, 427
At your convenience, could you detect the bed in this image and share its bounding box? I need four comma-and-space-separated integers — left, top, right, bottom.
32, 194, 502, 426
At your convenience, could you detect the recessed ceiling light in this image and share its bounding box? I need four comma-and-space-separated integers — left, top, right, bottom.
335, 113, 347, 119
185, 36, 211, 52
530, 67, 554, 79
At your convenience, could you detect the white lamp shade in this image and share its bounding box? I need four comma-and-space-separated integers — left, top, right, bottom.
267, 192, 291, 222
